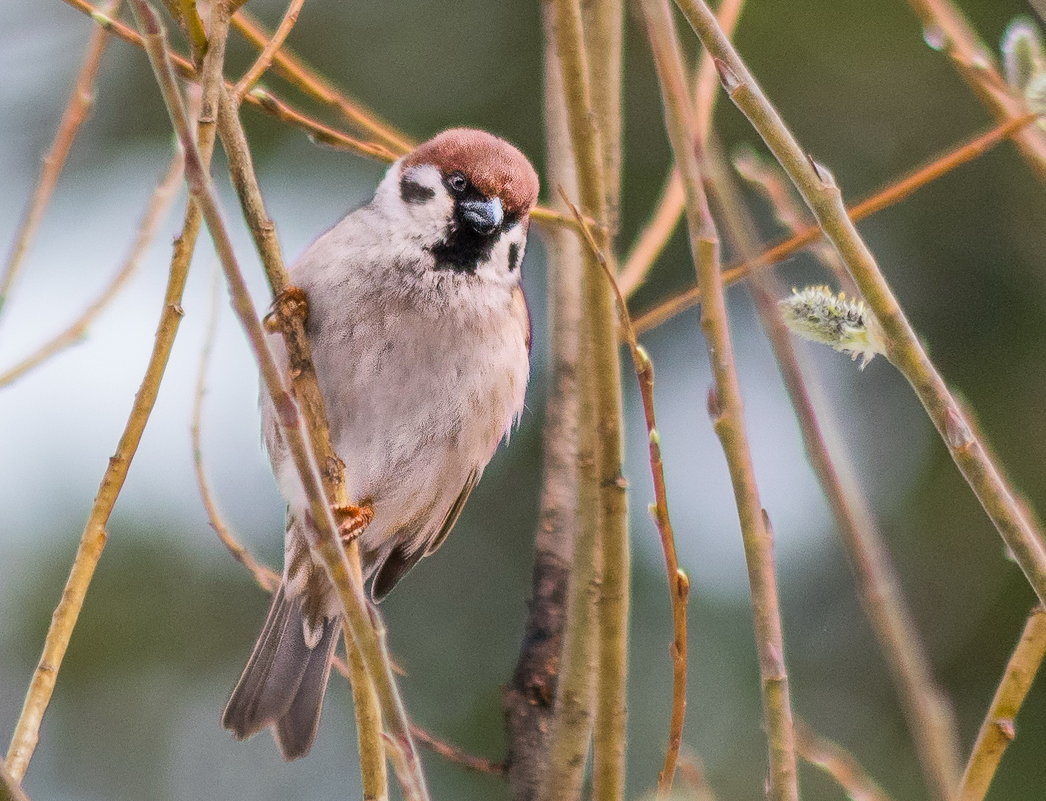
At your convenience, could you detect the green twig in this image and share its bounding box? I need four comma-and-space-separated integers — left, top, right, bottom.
214, 48, 389, 801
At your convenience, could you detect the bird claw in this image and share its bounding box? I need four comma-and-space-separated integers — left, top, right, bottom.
331, 502, 374, 545
264, 285, 309, 333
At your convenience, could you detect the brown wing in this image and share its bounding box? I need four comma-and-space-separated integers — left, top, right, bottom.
370, 470, 480, 602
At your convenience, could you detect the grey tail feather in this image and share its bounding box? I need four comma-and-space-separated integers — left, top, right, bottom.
221, 584, 340, 760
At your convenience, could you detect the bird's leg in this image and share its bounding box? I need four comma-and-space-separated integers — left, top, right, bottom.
263, 285, 309, 334
331, 501, 374, 545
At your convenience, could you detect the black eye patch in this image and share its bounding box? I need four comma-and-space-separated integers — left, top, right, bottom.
400, 176, 436, 204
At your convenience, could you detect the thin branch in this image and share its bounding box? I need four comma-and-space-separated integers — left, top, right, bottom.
794, 721, 896, 801
707, 143, 962, 801
232, 0, 307, 100
0, 152, 185, 389
619, 0, 745, 296
60, 0, 398, 163
672, 0, 1046, 609
192, 321, 510, 784
245, 87, 399, 160
958, 607, 1046, 801
641, 2, 800, 799
191, 268, 280, 591
0, 0, 122, 324
502, 20, 582, 800
127, 3, 426, 798
2, 14, 222, 781
230, 7, 413, 153
60, 0, 594, 232
410, 725, 506, 776
631, 111, 1039, 334
904, 0, 1046, 186
560, 191, 689, 797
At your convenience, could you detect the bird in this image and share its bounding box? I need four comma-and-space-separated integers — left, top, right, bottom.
221, 128, 540, 760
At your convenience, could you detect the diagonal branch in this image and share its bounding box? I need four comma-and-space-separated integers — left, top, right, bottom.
232, 0, 307, 100
672, 0, 1046, 610
903, 0, 1046, 186
0, 152, 185, 389
127, 2, 425, 797
958, 607, 1046, 801
619, 0, 746, 296
631, 111, 1039, 334
707, 143, 962, 801
0, 0, 122, 326
3, 14, 222, 783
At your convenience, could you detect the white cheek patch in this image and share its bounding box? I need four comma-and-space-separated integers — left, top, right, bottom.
388, 163, 453, 242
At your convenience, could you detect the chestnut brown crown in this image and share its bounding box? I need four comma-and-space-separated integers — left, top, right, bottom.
402, 128, 540, 219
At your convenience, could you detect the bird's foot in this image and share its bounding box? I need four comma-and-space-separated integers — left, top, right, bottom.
264, 285, 309, 333
331, 501, 374, 545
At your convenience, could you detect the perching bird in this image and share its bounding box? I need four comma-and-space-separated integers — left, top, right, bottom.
221, 129, 539, 760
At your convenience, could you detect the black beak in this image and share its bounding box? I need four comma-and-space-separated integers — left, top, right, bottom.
459, 196, 503, 235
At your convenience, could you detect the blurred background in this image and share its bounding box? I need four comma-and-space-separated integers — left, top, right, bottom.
2, 1, 1045, 799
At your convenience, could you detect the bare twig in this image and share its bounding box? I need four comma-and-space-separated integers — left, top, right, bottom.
128, 3, 426, 797
560, 191, 689, 797
958, 607, 1046, 801
619, 0, 745, 296
904, 0, 1046, 186
0, 153, 185, 388
502, 21, 582, 800
3, 12, 222, 781
191, 268, 280, 591
795, 721, 896, 801
410, 725, 506, 776
60, 0, 593, 233
245, 87, 399, 160
0, 0, 122, 324
707, 144, 962, 801
232, 0, 307, 99
641, 2, 800, 799
230, 7, 413, 153
672, 0, 1046, 609
632, 112, 1039, 334
60, 0, 401, 164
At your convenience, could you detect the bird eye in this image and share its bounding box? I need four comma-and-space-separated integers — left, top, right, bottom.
447, 172, 468, 193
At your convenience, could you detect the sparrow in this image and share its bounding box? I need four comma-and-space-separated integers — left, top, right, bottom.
221, 128, 539, 760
